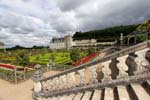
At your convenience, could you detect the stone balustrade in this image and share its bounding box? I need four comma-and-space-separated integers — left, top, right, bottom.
32, 41, 150, 99
117, 55, 129, 78
134, 48, 150, 74
89, 65, 98, 83
101, 60, 112, 82
78, 69, 86, 86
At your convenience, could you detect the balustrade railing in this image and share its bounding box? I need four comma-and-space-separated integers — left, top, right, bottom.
32, 41, 150, 99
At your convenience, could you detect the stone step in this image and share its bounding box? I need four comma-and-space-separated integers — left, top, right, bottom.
91, 90, 102, 100
130, 83, 150, 100
117, 85, 130, 100
59, 94, 75, 100
73, 93, 84, 100
81, 91, 92, 100
104, 88, 114, 100
59, 95, 67, 100
42, 82, 150, 100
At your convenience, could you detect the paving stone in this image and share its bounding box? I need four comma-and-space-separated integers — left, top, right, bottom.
81, 91, 92, 100
117, 86, 130, 100
91, 90, 102, 100
131, 83, 150, 100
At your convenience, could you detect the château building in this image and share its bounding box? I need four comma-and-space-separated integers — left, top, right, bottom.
49, 35, 116, 49
49, 35, 75, 49
0, 41, 4, 49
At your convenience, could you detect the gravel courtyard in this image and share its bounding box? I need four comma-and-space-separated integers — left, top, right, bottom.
0, 70, 60, 100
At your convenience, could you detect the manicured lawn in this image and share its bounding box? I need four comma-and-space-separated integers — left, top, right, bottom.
29, 52, 72, 65
0, 49, 88, 66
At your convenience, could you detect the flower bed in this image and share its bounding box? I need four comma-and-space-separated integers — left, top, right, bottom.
73, 52, 98, 66
0, 63, 14, 70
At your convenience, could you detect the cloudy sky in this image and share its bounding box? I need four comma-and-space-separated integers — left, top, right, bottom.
0, 0, 150, 47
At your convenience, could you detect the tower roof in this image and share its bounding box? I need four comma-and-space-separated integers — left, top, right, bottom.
0, 41, 4, 46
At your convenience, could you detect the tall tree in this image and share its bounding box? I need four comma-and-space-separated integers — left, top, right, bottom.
15, 50, 29, 67
70, 48, 80, 62
88, 47, 96, 55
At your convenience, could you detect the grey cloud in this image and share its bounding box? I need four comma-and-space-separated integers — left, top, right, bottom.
73, 0, 150, 31
49, 12, 77, 33
9, 28, 30, 34
55, 0, 91, 11
1, 0, 150, 47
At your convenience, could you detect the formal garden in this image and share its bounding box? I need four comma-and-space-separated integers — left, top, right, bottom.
0, 47, 98, 83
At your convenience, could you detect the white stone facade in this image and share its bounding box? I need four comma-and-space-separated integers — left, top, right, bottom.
0, 41, 4, 49
49, 35, 75, 49
49, 35, 116, 49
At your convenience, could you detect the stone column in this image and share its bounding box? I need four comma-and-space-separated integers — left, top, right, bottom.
101, 60, 112, 82
117, 55, 129, 78
89, 65, 98, 83
127, 37, 129, 45
134, 48, 149, 74
134, 35, 136, 44
78, 69, 86, 86
33, 82, 42, 93
68, 72, 76, 88
32, 64, 43, 98
120, 33, 123, 46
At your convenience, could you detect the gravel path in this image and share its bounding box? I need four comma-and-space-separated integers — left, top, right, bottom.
0, 70, 60, 100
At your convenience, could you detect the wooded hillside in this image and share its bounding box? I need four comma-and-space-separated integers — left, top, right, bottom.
73, 25, 138, 42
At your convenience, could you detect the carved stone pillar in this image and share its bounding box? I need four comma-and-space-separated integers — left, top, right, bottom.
46, 80, 53, 91
134, 48, 149, 74
117, 55, 129, 78
59, 75, 67, 89
41, 81, 47, 92
68, 72, 76, 88
89, 65, 98, 83
101, 60, 112, 82
53, 77, 59, 91
32, 64, 43, 98
33, 82, 42, 93
78, 69, 86, 85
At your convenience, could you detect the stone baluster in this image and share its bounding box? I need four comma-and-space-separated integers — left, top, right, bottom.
117, 55, 129, 78
134, 48, 149, 74
68, 72, 76, 88
33, 82, 42, 93
32, 64, 43, 97
59, 75, 67, 89
46, 79, 53, 91
41, 81, 47, 92
53, 77, 59, 91
78, 69, 86, 85
101, 60, 112, 82
89, 65, 98, 83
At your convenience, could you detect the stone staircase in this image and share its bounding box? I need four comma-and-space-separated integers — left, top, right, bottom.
44, 81, 150, 100
32, 41, 150, 100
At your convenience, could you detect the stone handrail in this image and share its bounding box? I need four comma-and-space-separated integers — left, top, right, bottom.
45, 72, 150, 97
40, 40, 150, 82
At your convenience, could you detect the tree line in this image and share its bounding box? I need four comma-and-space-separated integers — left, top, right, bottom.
73, 25, 138, 42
